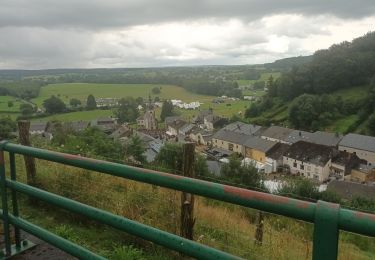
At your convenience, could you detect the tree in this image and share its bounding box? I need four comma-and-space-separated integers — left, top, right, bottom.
125, 135, 146, 164
368, 112, 375, 136
43, 96, 66, 114
245, 103, 259, 118
220, 154, 263, 188
69, 98, 81, 107
0, 117, 16, 140
86, 94, 97, 110
19, 103, 35, 116
7, 101, 13, 108
114, 97, 139, 123
155, 143, 183, 173
277, 178, 319, 200
152, 87, 161, 94
160, 100, 174, 121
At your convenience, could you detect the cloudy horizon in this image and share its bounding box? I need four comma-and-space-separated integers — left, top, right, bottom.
1, 0, 374, 69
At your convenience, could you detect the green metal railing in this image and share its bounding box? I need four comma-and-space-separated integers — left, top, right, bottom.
0, 141, 374, 259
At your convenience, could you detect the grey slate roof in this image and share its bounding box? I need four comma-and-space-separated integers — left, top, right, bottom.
222, 121, 261, 135
284, 130, 314, 144
284, 130, 342, 147
310, 131, 343, 147
213, 129, 250, 144
166, 118, 187, 130
285, 141, 333, 166
261, 126, 293, 141
212, 122, 261, 145
179, 123, 195, 135
30, 122, 47, 132
244, 137, 277, 153
327, 180, 375, 200
339, 133, 375, 153
266, 143, 291, 160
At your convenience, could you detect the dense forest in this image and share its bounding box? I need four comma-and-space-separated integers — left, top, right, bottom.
246, 32, 375, 134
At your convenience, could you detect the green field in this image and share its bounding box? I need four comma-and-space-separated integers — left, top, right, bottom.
30, 83, 253, 122
0, 96, 25, 112
31, 109, 113, 122
331, 85, 370, 102
327, 114, 358, 133
237, 72, 281, 88
32, 83, 214, 107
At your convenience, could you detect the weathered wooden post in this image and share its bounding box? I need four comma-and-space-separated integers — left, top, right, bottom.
18, 120, 36, 186
255, 211, 264, 245
180, 142, 195, 240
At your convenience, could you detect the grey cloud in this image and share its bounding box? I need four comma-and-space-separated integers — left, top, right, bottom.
0, 0, 374, 29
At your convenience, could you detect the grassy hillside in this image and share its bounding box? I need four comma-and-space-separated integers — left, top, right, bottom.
32, 83, 214, 107
31, 109, 114, 122
251, 85, 371, 133
7, 152, 375, 260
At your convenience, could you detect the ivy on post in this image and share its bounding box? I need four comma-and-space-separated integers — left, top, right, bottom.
180, 142, 196, 240
17, 120, 37, 186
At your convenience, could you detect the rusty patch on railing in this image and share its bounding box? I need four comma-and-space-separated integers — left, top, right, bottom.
354, 211, 375, 222
62, 153, 103, 164
223, 185, 289, 205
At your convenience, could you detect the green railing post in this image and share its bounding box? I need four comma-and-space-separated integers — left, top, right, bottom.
313, 200, 340, 260
10, 152, 21, 248
0, 150, 11, 256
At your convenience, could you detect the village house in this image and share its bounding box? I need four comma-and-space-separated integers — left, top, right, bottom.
90, 117, 117, 133
136, 110, 157, 130
109, 125, 133, 140
243, 137, 277, 172
350, 164, 375, 183
212, 122, 262, 155
166, 118, 187, 136
265, 143, 291, 173
189, 128, 214, 146
283, 141, 333, 182
203, 114, 228, 131
178, 123, 195, 136
338, 133, 375, 165
329, 151, 361, 180
192, 110, 213, 124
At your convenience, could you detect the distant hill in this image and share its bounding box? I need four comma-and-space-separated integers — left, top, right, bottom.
265, 55, 313, 71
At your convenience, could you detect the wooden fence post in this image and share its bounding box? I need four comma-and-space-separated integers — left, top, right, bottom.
18, 120, 36, 186
255, 211, 264, 245
180, 142, 195, 240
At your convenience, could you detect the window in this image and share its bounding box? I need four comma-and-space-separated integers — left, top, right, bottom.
300, 165, 304, 170
215, 139, 217, 143
228, 143, 234, 151
293, 162, 297, 168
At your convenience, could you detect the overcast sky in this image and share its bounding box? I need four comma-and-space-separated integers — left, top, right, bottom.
1, 0, 374, 69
